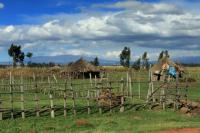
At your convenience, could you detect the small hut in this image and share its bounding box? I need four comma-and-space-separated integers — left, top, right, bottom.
150, 57, 185, 81
68, 58, 101, 79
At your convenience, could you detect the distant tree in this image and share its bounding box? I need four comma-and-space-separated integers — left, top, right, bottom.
120, 47, 131, 67
158, 50, 170, 62
142, 52, 149, 69
164, 50, 170, 58
92, 57, 99, 66
26, 52, 33, 63
132, 57, 141, 70
158, 51, 164, 61
8, 44, 23, 67
19, 52, 25, 66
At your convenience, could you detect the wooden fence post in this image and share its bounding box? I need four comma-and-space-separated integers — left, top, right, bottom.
97, 89, 102, 114
89, 73, 92, 87
95, 75, 97, 87
33, 74, 40, 117
71, 84, 76, 116
109, 82, 112, 113
129, 76, 133, 101
20, 76, 25, 119
63, 81, 67, 118
120, 79, 125, 112
49, 93, 55, 118
9, 72, 14, 119
138, 72, 141, 99
0, 98, 2, 120
87, 90, 91, 115
126, 72, 129, 96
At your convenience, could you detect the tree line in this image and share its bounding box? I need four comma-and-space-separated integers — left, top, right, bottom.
119, 46, 170, 70
7, 44, 173, 68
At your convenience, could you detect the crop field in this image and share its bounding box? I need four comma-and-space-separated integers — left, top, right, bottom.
0, 67, 200, 133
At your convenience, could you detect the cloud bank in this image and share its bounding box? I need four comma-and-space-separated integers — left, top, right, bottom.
0, 0, 200, 60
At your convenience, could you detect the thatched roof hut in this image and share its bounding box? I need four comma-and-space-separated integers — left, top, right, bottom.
69, 58, 99, 72
68, 58, 101, 79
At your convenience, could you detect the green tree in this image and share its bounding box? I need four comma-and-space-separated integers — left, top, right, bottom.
158, 51, 164, 61
132, 57, 141, 70
26, 52, 33, 64
19, 52, 25, 66
90, 57, 100, 66
158, 50, 170, 62
120, 47, 131, 67
142, 51, 149, 69
26, 52, 33, 60
93, 57, 99, 66
165, 50, 170, 58
8, 44, 22, 67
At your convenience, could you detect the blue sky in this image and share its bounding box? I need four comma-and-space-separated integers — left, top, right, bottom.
0, 0, 200, 62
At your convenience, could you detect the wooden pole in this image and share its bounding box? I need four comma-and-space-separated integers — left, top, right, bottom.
138, 71, 141, 99
109, 82, 112, 113
49, 93, 55, 118
33, 74, 40, 117
89, 73, 92, 87
126, 72, 129, 96
63, 81, 67, 118
97, 89, 102, 114
87, 90, 91, 115
9, 72, 14, 119
20, 76, 25, 119
0, 98, 2, 120
71, 84, 76, 116
120, 79, 124, 112
129, 76, 133, 100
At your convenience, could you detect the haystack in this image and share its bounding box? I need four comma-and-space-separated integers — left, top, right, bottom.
68, 58, 100, 79
98, 89, 124, 107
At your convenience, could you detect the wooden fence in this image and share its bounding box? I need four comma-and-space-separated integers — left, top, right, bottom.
0, 71, 194, 120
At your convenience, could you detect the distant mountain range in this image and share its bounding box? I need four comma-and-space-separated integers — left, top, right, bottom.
1, 55, 200, 66
25, 55, 119, 66
173, 56, 200, 64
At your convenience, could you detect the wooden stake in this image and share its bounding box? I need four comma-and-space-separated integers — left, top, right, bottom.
129, 76, 133, 100
97, 89, 102, 114
87, 90, 91, 115
49, 94, 54, 118
89, 73, 92, 87
109, 82, 112, 113
63, 81, 67, 118
0, 99, 2, 120
120, 79, 125, 112
9, 72, 14, 119
20, 76, 25, 119
71, 84, 76, 116
138, 72, 141, 99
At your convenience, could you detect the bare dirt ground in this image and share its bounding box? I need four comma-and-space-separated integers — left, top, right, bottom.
157, 128, 200, 133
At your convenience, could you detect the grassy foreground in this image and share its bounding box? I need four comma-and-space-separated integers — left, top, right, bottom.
0, 109, 200, 133
0, 67, 199, 133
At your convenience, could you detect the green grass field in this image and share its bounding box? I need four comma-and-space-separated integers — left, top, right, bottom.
0, 68, 199, 133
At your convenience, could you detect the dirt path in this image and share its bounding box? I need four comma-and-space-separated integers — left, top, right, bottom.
157, 128, 200, 133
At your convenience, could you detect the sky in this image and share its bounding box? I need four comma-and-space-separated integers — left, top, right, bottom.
0, 0, 200, 62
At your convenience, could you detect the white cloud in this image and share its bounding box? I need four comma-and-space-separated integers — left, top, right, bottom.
92, 0, 183, 14
0, 0, 200, 60
0, 3, 4, 9
105, 51, 121, 59
50, 49, 92, 56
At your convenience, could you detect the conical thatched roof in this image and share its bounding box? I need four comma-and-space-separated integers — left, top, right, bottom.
150, 57, 176, 72
69, 58, 99, 72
